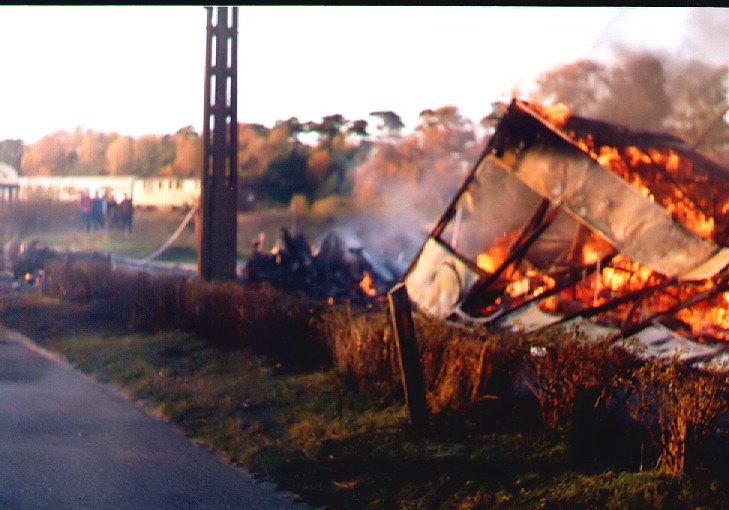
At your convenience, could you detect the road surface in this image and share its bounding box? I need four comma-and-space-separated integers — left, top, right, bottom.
0, 326, 309, 509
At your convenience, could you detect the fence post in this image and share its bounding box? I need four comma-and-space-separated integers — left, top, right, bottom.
388, 282, 428, 429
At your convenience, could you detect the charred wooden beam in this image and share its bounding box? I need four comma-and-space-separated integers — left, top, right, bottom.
461, 201, 560, 315
620, 277, 680, 329
611, 275, 729, 342
388, 282, 429, 430
547, 274, 674, 330
496, 250, 618, 328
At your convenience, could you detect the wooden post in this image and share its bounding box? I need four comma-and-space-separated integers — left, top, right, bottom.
388, 282, 428, 429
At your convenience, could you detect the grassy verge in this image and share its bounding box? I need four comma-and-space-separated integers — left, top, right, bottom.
0, 291, 726, 509
1, 197, 373, 264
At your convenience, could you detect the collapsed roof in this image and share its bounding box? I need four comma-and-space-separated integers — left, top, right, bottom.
404, 99, 729, 366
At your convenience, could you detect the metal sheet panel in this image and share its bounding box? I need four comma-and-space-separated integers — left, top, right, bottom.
504, 142, 720, 280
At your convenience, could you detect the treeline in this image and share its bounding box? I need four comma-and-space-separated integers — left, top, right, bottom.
0, 126, 201, 178
2, 50, 727, 209
0, 107, 485, 209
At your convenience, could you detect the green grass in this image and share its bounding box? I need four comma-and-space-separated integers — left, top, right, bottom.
1, 196, 386, 264
16, 209, 198, 260
0, 292, 726, 509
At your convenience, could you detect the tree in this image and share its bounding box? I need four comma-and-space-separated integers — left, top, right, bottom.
370, 110, 405, 139
20, 132, 75, 175
663, 59, 729, 164
131, 135, 175, 176
598, 52, 671, 131
262, 148, 314, 204
354, 105, 479, 211
105, 135, 134, 176
416, 105, 475, 154
534, 60, 610, 118
301, 114, 369, 196
171, 127, 201, 177
74, 129, 111, 175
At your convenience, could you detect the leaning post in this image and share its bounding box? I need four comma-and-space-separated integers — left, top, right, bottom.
387, 282, 428, 430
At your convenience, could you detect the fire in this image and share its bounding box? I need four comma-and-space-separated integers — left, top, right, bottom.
562, 121, 718, 241
570, 138, 725, 337
676, 291, 729, 342
455, 100, 728, 343
477, 252, 502, 273
601, 267, 631, 291
537, 103, 571, 127
582, 244, 602, 265
359, 271, 377, 297
476, 231, 521, 274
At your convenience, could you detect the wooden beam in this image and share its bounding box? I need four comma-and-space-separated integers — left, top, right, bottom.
388, 282, 428, 430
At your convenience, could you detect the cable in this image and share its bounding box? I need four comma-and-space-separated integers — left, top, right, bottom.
140, 206, 196, 262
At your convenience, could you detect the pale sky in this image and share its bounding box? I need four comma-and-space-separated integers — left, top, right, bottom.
0, 6, 726, 144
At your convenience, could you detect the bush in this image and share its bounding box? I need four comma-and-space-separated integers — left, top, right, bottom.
42, 260, 329, 371
43, 256, 119, 302
319, 304, 400, 395
626, 356, 728, 475
320, 307, 528, 414
521, 326, 639, 431
414, 315, 526, 414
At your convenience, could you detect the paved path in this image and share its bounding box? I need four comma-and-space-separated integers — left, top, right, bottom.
0, 328, 309, 509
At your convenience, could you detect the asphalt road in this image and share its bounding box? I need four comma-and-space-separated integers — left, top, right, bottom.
0, 327, 310, 510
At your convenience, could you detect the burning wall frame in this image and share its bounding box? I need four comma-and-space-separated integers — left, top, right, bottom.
404, 99, 729, 346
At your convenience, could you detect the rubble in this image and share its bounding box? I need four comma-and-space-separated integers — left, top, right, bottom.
243, 228, 396, 303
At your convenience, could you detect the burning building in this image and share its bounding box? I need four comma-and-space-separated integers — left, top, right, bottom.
404, 99, 729, 368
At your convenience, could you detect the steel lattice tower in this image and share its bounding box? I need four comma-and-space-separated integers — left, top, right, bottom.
199, 6, 238, 281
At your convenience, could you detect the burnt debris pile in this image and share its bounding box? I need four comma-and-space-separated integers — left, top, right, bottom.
244, 228, 397, 303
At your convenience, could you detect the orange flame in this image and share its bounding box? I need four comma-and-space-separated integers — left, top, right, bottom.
359, 271, 377, 297
477, 102, 727, 341
535, 102, 570, 127
476, 231, 520, 274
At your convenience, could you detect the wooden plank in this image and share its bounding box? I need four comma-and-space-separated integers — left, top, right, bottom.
388, 282, 428, 429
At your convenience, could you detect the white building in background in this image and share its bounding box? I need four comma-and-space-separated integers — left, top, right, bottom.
14, 175, 200, 210
0, 162, 20, 206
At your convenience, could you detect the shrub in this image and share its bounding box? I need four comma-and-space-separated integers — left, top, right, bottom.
414, 315, 527, 414
43, 256, 120, 302
521, 326, 639, 431
626, 356, 728, 475
320, 306, 529, 413
42, 261, 328, 371
319, 303, 400, 395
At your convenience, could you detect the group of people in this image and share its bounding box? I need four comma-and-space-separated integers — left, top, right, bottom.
79, 190, 133, 233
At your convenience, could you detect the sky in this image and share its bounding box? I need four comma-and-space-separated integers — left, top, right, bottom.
0, 6, 727, 144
